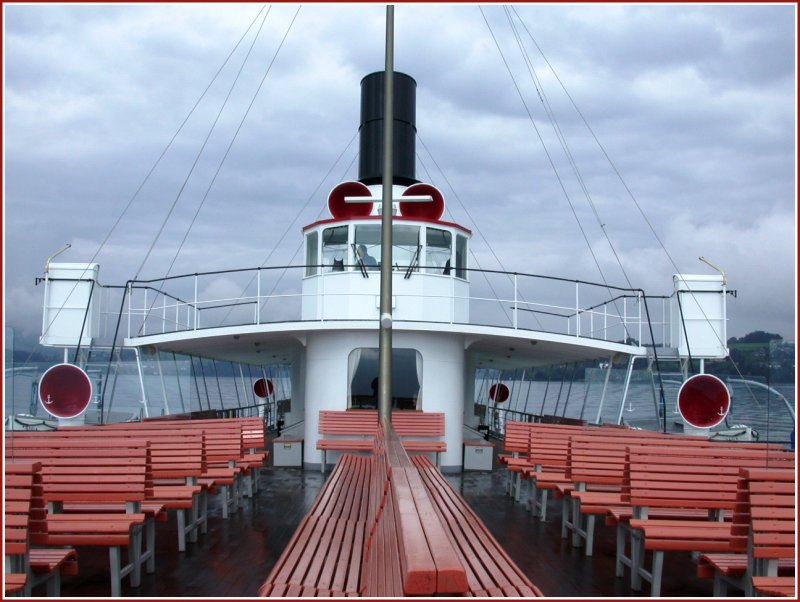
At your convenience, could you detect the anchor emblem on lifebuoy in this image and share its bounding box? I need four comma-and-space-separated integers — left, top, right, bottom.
44, 394, 54, 405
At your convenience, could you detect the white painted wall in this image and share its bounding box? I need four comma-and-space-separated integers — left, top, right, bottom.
302, 329, 466, 470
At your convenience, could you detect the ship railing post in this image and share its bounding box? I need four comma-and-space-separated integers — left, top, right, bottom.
623, 297, 627, 343
256, 268, 261, 325
162, 295, 166, 335
638, 291, 642, 347
450, 271, 455, 324
175, 301, 179, 332
320, 270, 325, 322
513, 273, 518, 329
143, 288, 147, 336
590, 306, 594, 338
575, 282, 580, 337
127, 282, 133, 338
194, 275, 198, 330
134, 347, 150, 418
604, 305, 608, 341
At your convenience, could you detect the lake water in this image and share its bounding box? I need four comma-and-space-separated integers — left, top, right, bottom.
5, 362, 794, 444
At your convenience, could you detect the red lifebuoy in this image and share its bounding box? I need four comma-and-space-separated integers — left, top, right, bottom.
253, 378, 274, 399
489, 383, 510, 403
677, 374, 730, 429
39, 364, 92, 419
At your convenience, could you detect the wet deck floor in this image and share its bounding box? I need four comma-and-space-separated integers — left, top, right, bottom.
55, 465, 721, 598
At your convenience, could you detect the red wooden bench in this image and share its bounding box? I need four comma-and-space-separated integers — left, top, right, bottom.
752, 576, 796, 597
5, 462, 78, 596
697, 467, 795, 596
316, 410, 446, 473
258, 452, 372, 596
362, 426, 467, 596
499, 421, 530, 496
16, 429, 205, 553
620, 446, 794, 596
76, 419, 266, 518
503, 423, 585, 508
561, 434, 771, 555
411, 455, 543, 596
5, 438, 153, 596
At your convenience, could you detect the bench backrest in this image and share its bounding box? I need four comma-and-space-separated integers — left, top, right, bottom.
568, 435, 780, 486
624, 447, 795, 512
12, 429, 205, 480
319, 410, 444, 438
503, 421, 530, 455
738, 468, 795, 562
5, 437, 150, 505
4, 462, 40, 564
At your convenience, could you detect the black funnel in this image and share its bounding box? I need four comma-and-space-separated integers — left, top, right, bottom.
358, 71, 417, 186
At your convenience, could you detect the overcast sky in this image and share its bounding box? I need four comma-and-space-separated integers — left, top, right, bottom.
3, 3, 797, 350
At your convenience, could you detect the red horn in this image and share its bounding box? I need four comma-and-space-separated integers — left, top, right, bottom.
677, 374, 730, 429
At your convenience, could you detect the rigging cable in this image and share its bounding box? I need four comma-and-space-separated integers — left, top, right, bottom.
100, 5, 273, 420
132, 5, 279, 284
217, 130, 360, 326
504, 6, 635, 294
138, 6, 302, 332
480, 6, 625, 339
34, 4, 269, 369
509, 6, 760, 413
258, 144, 362, 306
415, 148, 520, 328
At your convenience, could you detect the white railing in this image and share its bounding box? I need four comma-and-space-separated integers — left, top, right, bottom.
60, 264, 673, 348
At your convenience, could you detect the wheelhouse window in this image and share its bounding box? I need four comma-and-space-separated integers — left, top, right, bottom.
305, 231, 319, 276
425, 227, 451, 275
455, 234, 468, 280
353, 224, 381, 270
353, 224, 421, 271
348, 348, 422, 410
322, 226, 348, 272
393, 225, 421, 271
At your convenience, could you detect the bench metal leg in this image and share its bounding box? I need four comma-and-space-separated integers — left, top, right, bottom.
571, 499, 582, 546
109, 546, 122, 597
561, 496, 571, 538
539, 489, 549, 521
177, 509, 188, 551
585, 515, 596, 556
221, 486, 230, 519
45, 571, 61, 596
145, 517, 156, 573
321, 450, 327, 475
201, 490, 208, 534
650, 551, 664, 596
129, 525, 142, 587
615, 523, 627, 577
630, 530, 644, 590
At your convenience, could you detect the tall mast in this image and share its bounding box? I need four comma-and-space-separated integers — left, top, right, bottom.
378, 5, 394, 426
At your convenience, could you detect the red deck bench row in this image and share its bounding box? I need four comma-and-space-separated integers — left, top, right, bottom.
4, 440, 152, 596
620, 446, 794, 596
65, 417, 269, 516
5, 462, 78, 596
260, 422, 542, 597
698, 467, 795, 597
316, 410, 446, 473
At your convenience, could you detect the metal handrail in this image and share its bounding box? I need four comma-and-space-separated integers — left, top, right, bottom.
47, 263, 677, 348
